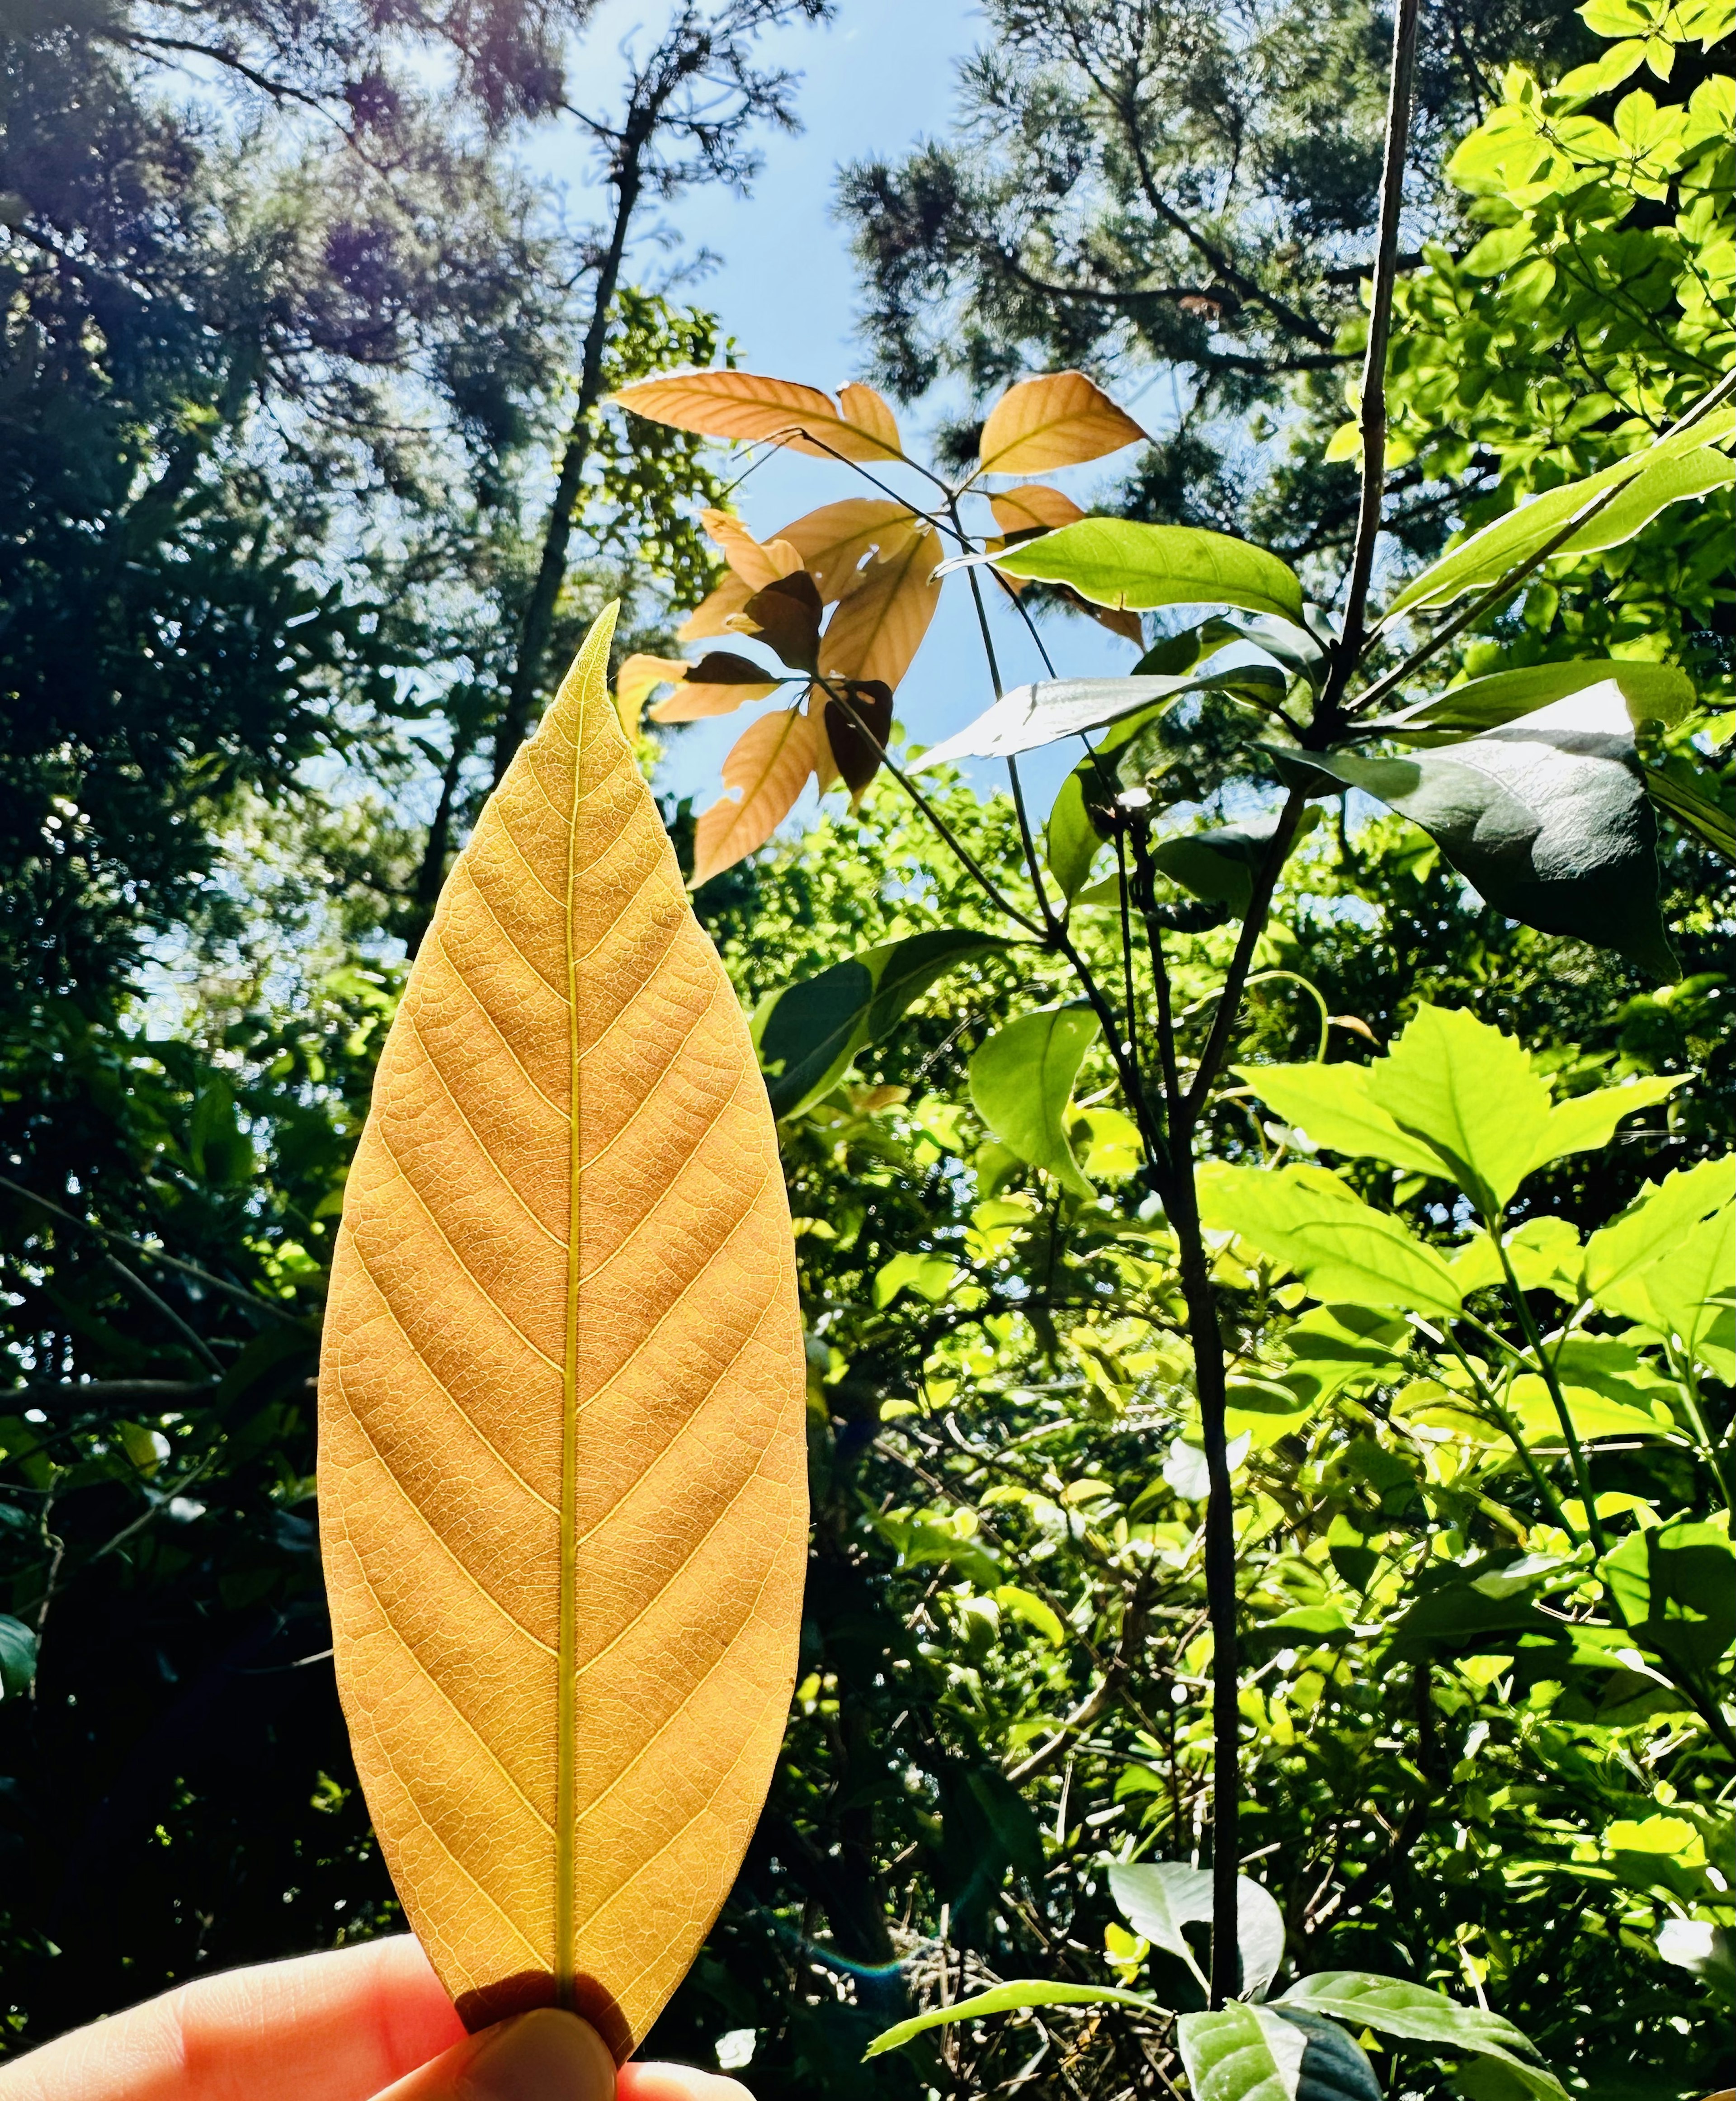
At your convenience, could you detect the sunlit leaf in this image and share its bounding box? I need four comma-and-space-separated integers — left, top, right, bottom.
995, 1584, 1066, 1644
1585, 1157, 1736, 1317
816, 524, 945, 697
700, 508, 805, 590
918, 664, 1283, 769
1381, 411, 1736, 619
613, 367, 906, 461
691, 704, 818, 888
1644, 755, 1736, 863
835, 380, 902, 458
863, 1980, 1164, 2059
1198, 1163, 1463, 1316
977, 370, 1147, 473
1293, 686, 1677, 979
1275, 1974, 1565, 2099
956, 518, 1306, 624
646, 651, 785, 725
613, 654, 692, 734
1232, 1062, 1448, 1180
1373, 659, 1694, 741
970, 1005, 1104, 1198
752, 928, 1011, 1119
318, 607, 807, 2049
1109, 1863, 1287, 2001
1527, 1073, 1682, 1172
1176, 2003, 1306, 2101
1604, 1520, 1736, 1675
1364, 1005, 1551, 1216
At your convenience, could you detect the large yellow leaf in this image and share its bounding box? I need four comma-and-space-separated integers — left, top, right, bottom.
613, 368, 905, 462
977, 371, 1146, 474
691, 703, 819, 886
318, 607, 807, 2057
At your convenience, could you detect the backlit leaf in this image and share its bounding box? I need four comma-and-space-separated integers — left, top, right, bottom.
1232, 1062, 1449, 1180
1585, 1157, 1736, 1317
613, 367, 906, 462
917, 664, 1283, 769
964, 519, 1306, 625
613, 654, 691, 734
1365, 1006, 1551, 1216
1198, 1162, 1463, 1316
991, 484, 1089, 536
691, 704, 818, 888
1374, 659, 1694, 741
970, 1006, 1104, 1199
646, 651, 784, 725
318, 607, 807, 2053
835, 381, 901, 458
1381, 411, 1735, 619
816, 523, 944, 697
863, 1980, 1164, 2059
700, 509, 804, 590
1528, 1074, 1682, 1173
978, 370, 1147, 473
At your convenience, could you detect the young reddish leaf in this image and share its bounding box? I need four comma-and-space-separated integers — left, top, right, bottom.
990, 485, 1088, 536
816, 526, 944, 697
823, 679, 894, 802
679, 502, 924, 641
727, 571, 824, 674
692, 704, 819, 886
613, 368, 905, 462
700, 509, 804, 590
978, 371, 1147, 474
647, 652, 783, 724
318, 607, 807, 2056
613, 654, 690, 734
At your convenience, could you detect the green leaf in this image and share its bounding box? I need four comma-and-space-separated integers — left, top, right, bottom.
981, 517, 1307, 624
1364, 1006, 1551, 1215
1585, 1157, 1735, 1318
1275, 1973, 1566, 2098
1108, 1863, 1287, 2001
1637, 1199, 1735, 1353
0, 1613, 38, 1699
1382, 413, 1736, 619
918, 663, 1284, 769
970, 1005, 1103, 1198
1527, 1074, 1682, 1175
753, 928, 1009, 1118
1151, 811, 1319, 915
1644, 757, 1736, 864
1656, 1918, 1736, 2007
995, 1584, 1066, 1644
1297, 687, 1676, 979
1603, 1519, 1736, 1674
1177, 2004, 1307, 2101
863, 1981, 1163, 2059
1374, 659, 1694, 741
1233, 1061, 1450, 1179
1198, 1162, 1463, 1316
1272, 2012, 1382, 2101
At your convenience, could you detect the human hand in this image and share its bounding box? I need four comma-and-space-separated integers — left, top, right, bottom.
0, 1936, 752, 2101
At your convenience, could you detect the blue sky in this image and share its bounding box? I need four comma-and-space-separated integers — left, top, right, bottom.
531, 0, 1143, 821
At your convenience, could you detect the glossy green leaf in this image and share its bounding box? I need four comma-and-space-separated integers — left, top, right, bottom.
1644, 757, 1736, 863
1585, 1157, 1736, 1318
995, 1584, 1066, 1644
982, 518, 1307, 624
1296, 687, 1676, 979
1275, 1974, 1566, 2098
863, 1980, 1163, 2059
1382, 412, 1735, 619
0, 1613, 38, 1699
1603, 1519, 1736, 1675
1176, 2004, 1306, 2101
1108, 1862, 1287, 2002
1273, 2011, 1382, 2101
970, 1005, 1102, 1198
1374, 658, 1693, 741
753, 928, 1009, 1118
1198, 1162, 1463, 1316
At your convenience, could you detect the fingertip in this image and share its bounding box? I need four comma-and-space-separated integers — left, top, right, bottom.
619, 2063, 755, 2101
372, 2007, 617, 2100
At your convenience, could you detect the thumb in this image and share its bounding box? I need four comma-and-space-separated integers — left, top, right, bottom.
369, 2009, 616, 2101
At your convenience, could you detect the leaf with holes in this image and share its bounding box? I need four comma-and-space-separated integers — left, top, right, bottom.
646, 652, 785, 726
318, 607, 807, 2054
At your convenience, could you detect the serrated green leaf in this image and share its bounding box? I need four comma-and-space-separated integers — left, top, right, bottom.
1233, 1061, 1449, 1179
1585, 1157, 1736, 1317
1198, 1162, 1463, 1316
1364, 1006, 1551, 1215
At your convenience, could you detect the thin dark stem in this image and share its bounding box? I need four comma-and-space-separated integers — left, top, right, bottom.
1328, 0, 1421, 703
102, 1255, 222, 1374
1492, 1233, 1606, 1556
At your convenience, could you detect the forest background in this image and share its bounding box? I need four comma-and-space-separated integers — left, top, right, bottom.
0, 0, 1731, 2096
